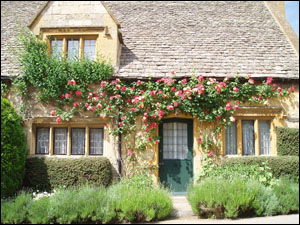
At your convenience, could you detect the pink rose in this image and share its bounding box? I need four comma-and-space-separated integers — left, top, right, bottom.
155, 140, 160, 144
137, 80, 141, 85
182, 78, 187, 84
198, 138, 202, 144
248, 79, 255, 84
233, 87, 239, 93
208, 152, 214, 157
116, 85, 121, 90
56, 116, 62, 123
73, 102, 79, 107
75, 90, 82, 96
266, 77, 272, 85
174, 102, 178, 107
167, 104, 174, 110
121, 86, 127, 92
230, 116, 236, 122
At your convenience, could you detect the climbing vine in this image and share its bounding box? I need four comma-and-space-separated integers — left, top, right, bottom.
15, 30, 295, 176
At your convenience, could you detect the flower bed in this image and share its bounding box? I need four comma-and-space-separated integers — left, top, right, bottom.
1, 175, 172, 224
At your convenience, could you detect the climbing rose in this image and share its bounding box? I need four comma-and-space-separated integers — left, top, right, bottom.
88, 85, 92, 89
121, 116, 126, 121
174, 102, 178, 107
208, 152, 214, 157
155, 140, 160, 144
167, 105, 174, 110
116, 85, 121, 90
233, 105, 239, 110
230, 116, 236, 122
73, 102, 79, 107
119, 122, 123, 127
137, 80, 141, 85
75, 90, 82, 96
101, 81, 106, 88
60, 94, 65, 99
248, 79, 255, 84
50, 108, 55, 116
198, 138, 202, 144
67, 80, 76, 85
56, 116, 61, 123
182, 78, 187, 84
233, 87, 239, 93
225, 102, 231, 111
217, 115, 221, 119
149, 164, 153, 168
65, 93, 71, 98
121, 86, 127, 92
266, 77, 272, 85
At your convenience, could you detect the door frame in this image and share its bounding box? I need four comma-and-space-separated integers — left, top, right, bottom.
158, 118, 194, 194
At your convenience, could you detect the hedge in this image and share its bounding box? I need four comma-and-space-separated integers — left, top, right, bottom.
1, 97, 28, 198
222, 156, 299, 182
24, 157, 112, 191
277, 127, 299, 156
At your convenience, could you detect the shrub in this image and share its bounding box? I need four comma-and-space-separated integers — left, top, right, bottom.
277, 127, 299, 156
187, 178, 279, 219
107, 175, 173, 222
24, 157, 112, 191
1, 176, 173, 224
222, 156, 299, 182
272, 178, 299, 215
1, 97, 28, 198
1, 191, 32, 224
202, 162, 276, 186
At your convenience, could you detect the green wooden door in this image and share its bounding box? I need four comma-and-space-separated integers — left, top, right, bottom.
159, 118, 193, 194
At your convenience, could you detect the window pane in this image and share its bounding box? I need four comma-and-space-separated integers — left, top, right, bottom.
51, 40, 63, 57
54, 128, 67, 155
71, 128, 85, 155
242, 121, 255, 155
225, 122, 237, 155
259, 120, 271, 155
89, 128, 103, 155
67, 39, 79, 60
162, 122, 188, 160
36, 128, 49, 154
84, 40, 96, 60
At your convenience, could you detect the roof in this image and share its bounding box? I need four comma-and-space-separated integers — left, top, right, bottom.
1, 1, 299, 80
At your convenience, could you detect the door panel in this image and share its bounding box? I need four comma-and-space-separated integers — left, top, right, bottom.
159, 119, 193, 194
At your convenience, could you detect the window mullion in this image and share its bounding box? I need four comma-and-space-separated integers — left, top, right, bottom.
85, 126, 89, 156
79, 37, 84, 60
49, 126, 53, 156
254, 119, 260, 156
67, 127, 71, 156
237, 119, 242, 156
63, 37, 67, 59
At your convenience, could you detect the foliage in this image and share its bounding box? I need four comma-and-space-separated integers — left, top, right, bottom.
107, 175, 173, 222
276, 127, 299, 156
24, 157, 112, 191
222, 156, 299, 183
272, 178, 299, 214
15, 29, 294, 177
1, 191, 32, 224
187, 178, 279, 219
1, 97, 28, 198
1, 175, 172, 224
1, 82, 8, 96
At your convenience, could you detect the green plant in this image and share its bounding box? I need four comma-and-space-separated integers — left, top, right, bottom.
1, 97, 28, 198
272, 178, 299, 214
187, 177, 280, 219
277, 127, 299, 156
222, 156, 299, 183
1, 82, 8, 96
1, 191, 32, 224
24, 157, 112, 191
107, 175, 173, 222
27, 195, 51, 224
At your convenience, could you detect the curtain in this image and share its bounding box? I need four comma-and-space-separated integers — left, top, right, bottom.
71, 128, 85, 155
259, 120, 271, 155
90, 128, 103, 155
242, 121, 255, 155
225, 122, 237, 155
36, 128, 49, 154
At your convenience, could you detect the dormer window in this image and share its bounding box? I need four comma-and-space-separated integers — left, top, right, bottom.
50, 36, 97, 60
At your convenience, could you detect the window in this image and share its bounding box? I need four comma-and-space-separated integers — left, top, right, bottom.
51, 40, 63, 57
225, 122, 237, 155
71, 128, 85, 155
54, 128, 68, 155
89, 128, 104, 155
259, 120, 271, 155
49, 36, 97, 60
67, 39, 79, 60
35, 126, 104, 156
242, 121, 255, 155
36, 128, 49, 154
224, 119, 272, 156
84, 40, 96, 60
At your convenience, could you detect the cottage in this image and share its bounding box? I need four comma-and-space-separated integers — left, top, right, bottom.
1, 1, 299, 194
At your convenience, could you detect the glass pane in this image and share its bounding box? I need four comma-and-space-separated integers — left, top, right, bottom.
67, 39, 79, 60
242, 121, 255, 155
90, 128, 103, 155
36, 128, 49, 154
84, 40, 96, 60
225, 122, 237, 155
259, 120, 271, 155
71, 128, 85, 155
163, 122, 188, 160
51, 40, 63, 58
54, 128, 67, 155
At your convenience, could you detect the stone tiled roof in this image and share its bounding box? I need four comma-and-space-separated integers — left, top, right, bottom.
1, 1, 299, 79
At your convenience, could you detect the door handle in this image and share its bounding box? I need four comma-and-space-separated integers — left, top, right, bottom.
159, 162, 164, 166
